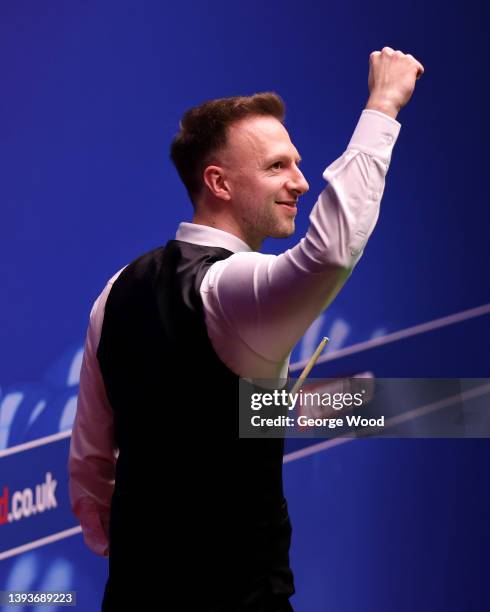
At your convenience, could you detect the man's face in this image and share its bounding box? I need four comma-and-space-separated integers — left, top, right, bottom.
220, 115, 309, 249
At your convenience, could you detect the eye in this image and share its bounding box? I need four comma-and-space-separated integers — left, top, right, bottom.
270, 161, 283, 170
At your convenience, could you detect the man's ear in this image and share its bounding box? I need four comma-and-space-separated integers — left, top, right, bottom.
203, 165, 231, 201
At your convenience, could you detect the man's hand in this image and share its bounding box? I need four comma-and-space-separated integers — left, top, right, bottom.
365, 47, 424, 119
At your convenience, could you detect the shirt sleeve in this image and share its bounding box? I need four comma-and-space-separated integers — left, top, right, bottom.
68, 272, 123, 557
199, 109, 401, 379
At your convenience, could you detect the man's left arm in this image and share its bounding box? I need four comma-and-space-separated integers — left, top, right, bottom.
199, 48, 424, 378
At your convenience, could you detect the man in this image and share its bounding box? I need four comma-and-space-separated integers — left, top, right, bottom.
69, 47, 423, 611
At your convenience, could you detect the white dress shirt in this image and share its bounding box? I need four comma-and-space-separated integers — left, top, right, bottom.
68, 109, 401, 556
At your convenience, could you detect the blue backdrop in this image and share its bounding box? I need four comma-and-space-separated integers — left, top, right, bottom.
1, 1, 489, 610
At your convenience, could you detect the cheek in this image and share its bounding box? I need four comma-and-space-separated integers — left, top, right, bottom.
232, 174, 279, 208
257, 179, 281, 202
232, 173, 258, 200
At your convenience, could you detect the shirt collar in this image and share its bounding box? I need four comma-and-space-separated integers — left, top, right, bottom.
175, 222, 253, 253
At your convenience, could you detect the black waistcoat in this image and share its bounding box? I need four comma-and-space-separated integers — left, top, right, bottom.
97, 240, 294, 610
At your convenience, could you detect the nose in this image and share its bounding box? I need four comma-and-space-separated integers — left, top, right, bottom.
286, 167, 309, 197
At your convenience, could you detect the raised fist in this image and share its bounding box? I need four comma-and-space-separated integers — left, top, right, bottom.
365, 47, 424, 119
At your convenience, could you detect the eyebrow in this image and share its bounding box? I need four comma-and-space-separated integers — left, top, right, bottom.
263, 153, 302, 165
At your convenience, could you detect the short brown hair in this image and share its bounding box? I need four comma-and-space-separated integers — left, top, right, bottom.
170, 92, 285, 206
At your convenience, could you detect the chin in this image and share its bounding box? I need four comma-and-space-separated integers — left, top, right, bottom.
271, 223, 295, 239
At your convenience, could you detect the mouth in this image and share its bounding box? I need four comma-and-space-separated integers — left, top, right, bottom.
276, 201, 297, 216
275, 200, 298, 208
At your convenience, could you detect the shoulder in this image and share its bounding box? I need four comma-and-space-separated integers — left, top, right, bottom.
88, 245, 167, 324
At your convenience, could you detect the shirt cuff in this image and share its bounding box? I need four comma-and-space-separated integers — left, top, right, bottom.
347, 109, 401, 165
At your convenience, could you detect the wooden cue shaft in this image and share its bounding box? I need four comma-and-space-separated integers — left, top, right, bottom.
289, 336, 329, 396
